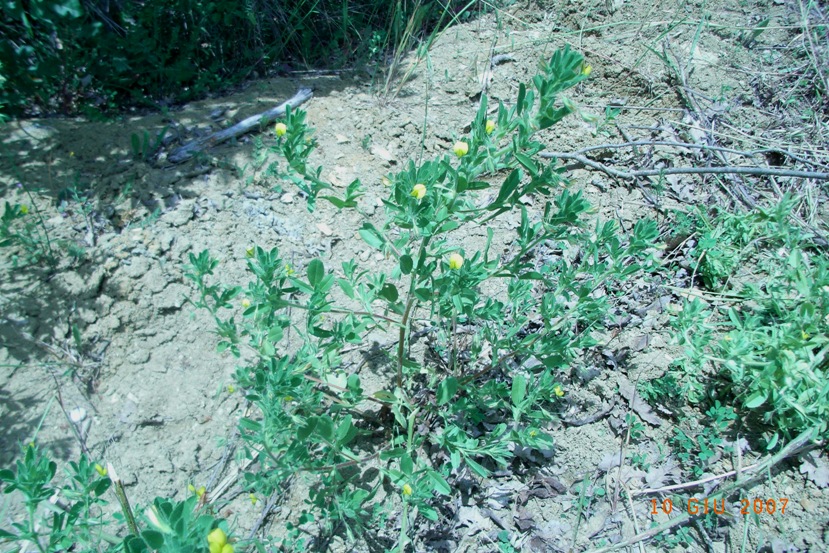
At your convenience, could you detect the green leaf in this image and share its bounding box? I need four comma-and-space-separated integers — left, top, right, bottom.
427, 470, 451, 495
414, 288, 432, 302
380, 283, 399, 302
124, 535, 148, 553
338, 279, 355, 299
336, 415, 357, 445
316, 416, 334, 441
494, 169, 520, 206
401, 454, 414, 476
373, 390, 396, 402
437, 377, 458, 405
517, 83, 526, 115
744, 392, 766, 409
400, 254, 413, 274
514, 152, 538, 175
239, 418, 262, 432
141, 530, 164, 549
511, 374, 527, 406
380, 448, 406, 460
307, 259, 324, 287
359, 224, 384, 249
465, 457, 489, 478
420, 505, 439, 521
297, 418, 317, 440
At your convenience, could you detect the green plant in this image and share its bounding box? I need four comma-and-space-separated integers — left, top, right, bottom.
123, 496, 237, 553
0, 442, 115, 552
670, 196, 829, 446
0, 200, 56, 266
0, 1, 491, 116
187, 46, 660, 544
0, 441, 239, 553
130, 127, 169, 162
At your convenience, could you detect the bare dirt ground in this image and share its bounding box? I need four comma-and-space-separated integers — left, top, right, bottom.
2, 0, 829, 551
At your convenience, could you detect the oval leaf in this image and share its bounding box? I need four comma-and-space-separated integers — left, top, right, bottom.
400, 254, 414, 275
437, 377, 458, 406
307, 259, 324, 287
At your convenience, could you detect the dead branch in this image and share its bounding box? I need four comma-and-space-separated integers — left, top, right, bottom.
167, 88, 314, 163
541, 150, 829, 181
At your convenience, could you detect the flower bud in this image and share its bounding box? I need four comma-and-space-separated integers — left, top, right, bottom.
453, 141, 469, 157
411, 183, 427, 200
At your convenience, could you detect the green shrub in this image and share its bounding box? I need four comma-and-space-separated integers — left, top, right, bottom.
187, 47, 660, 545
0, 0, 487, 115
671, 197, 829, 446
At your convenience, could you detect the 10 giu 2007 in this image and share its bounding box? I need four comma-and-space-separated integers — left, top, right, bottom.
650, 497, 790, 516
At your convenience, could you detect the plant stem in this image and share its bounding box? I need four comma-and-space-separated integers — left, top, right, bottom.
396, 235, 431, 388
108, 463, 138, 536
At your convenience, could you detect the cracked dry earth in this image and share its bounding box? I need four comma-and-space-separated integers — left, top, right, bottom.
2, 0, 829, 551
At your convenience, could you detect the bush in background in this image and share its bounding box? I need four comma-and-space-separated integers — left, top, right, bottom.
0, 0, 483, 116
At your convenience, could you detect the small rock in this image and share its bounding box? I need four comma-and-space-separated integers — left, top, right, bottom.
281, 193, 294, 204
371, 144, 396, 163
800, 498, 817, 511
69, 407, 87, 423
316, 223, 333, 236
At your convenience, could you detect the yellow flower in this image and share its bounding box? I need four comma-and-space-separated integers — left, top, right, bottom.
249, 493, 258, 505
529, 429, 537, 438
208, 528, 228, 553
275, 122, 287, 137
453, 141, 469, 157
222, 546, 234, 553
411, 183, 427, 200
448, 253, 464, 270
402, 483, 413, 496
802, 331, 810, 340
553, 385, 564, 397
284, 264, 295, 276
94, 463, 107, 477
227, 384, 235, 394
724, 335, 732, 341
245, 245, 255, 258
382, 176, 392, 187
582, 64, 592, 76
485, 120, 496, 134
19, 205, 29, 215
241, 298, 251, 309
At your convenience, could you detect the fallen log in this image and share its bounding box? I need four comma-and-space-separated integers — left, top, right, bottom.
167, 87, 314, 164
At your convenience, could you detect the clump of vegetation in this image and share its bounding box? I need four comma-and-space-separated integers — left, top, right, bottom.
184, 46, 662, 547
0, 0, 484, 116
